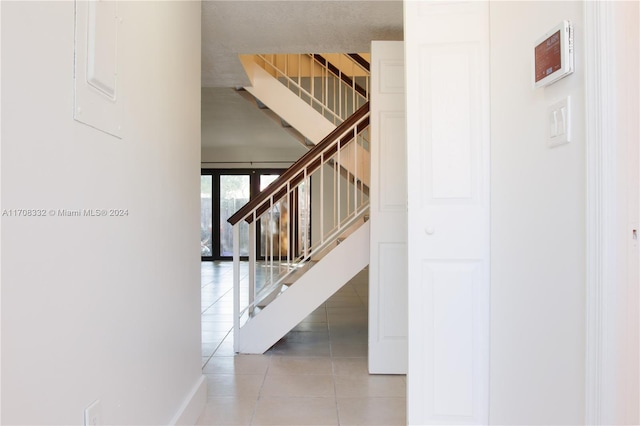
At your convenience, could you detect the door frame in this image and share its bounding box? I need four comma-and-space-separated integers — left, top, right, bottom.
584, 1, 640, 424
201, 168, 286, 261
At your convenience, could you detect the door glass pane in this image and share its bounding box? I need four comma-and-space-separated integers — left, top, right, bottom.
260, 199, 290, 259
260, 174, 279, 191
259, 175, 289, 258
220, 175, 250, 257
201, 176, 212, 257
298, 179, 310, 256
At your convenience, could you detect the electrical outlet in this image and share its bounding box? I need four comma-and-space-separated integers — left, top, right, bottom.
84, 400, 102, 426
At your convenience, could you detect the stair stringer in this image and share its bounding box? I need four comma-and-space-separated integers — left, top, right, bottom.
237, 221, 370, 354
240, 56, 336, 144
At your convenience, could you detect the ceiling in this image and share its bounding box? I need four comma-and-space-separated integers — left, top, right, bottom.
201, 87, 305, 149
201, 0, 404, 88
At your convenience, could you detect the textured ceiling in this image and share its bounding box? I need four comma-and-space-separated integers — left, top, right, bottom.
201, 87, 305, 148
202, 0, 404, 87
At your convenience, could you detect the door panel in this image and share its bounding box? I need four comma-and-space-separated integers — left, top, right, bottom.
369, 41, 408, 374
405, 1, 491, 424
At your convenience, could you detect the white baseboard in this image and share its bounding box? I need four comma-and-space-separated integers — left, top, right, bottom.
169, 375, 207, 425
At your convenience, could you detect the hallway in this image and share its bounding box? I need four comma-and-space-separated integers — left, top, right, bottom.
197, 262, 406, 425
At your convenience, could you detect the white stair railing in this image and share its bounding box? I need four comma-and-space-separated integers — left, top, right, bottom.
227, 103, 371, 352
250, 53, 369, 125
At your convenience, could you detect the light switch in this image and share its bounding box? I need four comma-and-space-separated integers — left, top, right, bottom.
548, 96, 571, 147
549, 111, 557, 137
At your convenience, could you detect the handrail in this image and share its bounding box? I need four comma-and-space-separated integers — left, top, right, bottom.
228, 102, 370, 226
311, 54, 368, 98
252, 53, 369, 125
347, 53, 370, 73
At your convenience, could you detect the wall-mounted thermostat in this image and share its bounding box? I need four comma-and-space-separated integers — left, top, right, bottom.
534, 20, 574, 88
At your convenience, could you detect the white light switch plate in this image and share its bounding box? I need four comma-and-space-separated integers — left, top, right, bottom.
548, 96, 571, 147
84, 400, 102, 426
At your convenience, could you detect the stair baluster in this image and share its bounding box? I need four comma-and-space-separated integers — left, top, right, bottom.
228, 102, 371, 353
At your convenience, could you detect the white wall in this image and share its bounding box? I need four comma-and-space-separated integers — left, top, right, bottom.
1, 2, 203, 424
489, 2, 586, 424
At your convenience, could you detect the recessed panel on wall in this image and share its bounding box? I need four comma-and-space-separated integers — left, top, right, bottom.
379, 242, 408, 338
74, 0, 123, 138
379, 60, 405, 94
379, 112, 407, 211
420, 44, 482, 205
421, 260, 481, 419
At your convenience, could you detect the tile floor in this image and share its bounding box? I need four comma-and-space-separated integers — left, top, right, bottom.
197, 261, 406, 425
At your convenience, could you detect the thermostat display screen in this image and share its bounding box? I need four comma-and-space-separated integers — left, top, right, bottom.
535, 30, 562, 83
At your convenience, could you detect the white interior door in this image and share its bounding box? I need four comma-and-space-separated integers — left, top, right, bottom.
368, 41, 407, 374
405, 1, 491, 424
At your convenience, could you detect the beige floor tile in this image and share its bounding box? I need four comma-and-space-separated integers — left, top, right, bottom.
277, 330, 330, 344
212, 341, 235, 356
328, 314, 368, 326
334, 375, 406, 398
329, 323, 367, 333
202, 342, 218, 357
326, 306, 367, 315
201, 321, 234, 332
201, 312, 234, 322
291, 322, 328, 333
329, 328, 368, 343
330, 343, 367, 358
332, 358, 369, 376
309, 306, 327, 316
205, 374, 265, 399
332, 287, 358, 295
203, 355, 270, 375
326, 297, 365, 308
260, 374, 335, 397
268, 356, 333, 376
337, 397, 406, 425
196, 397, 256, 425
299, 311, 328, 323
205, 305, 235, 314
202, 331, 231, 343
199, 263, 408, 425
252, 397, 338, 425
267, 341, 331, 357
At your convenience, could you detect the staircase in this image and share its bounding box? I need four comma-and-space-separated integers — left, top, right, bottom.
239, 53, 369, 142
240, 53, 371, 187
228, 54, 371, 354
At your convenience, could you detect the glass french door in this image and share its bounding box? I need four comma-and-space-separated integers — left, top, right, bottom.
201, 169, 286, 261
219, 174, 251, 257
258, 174, 287, 259
200, 176, 213, 257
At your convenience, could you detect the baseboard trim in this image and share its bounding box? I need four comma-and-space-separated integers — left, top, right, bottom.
169, 374, 207, 425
